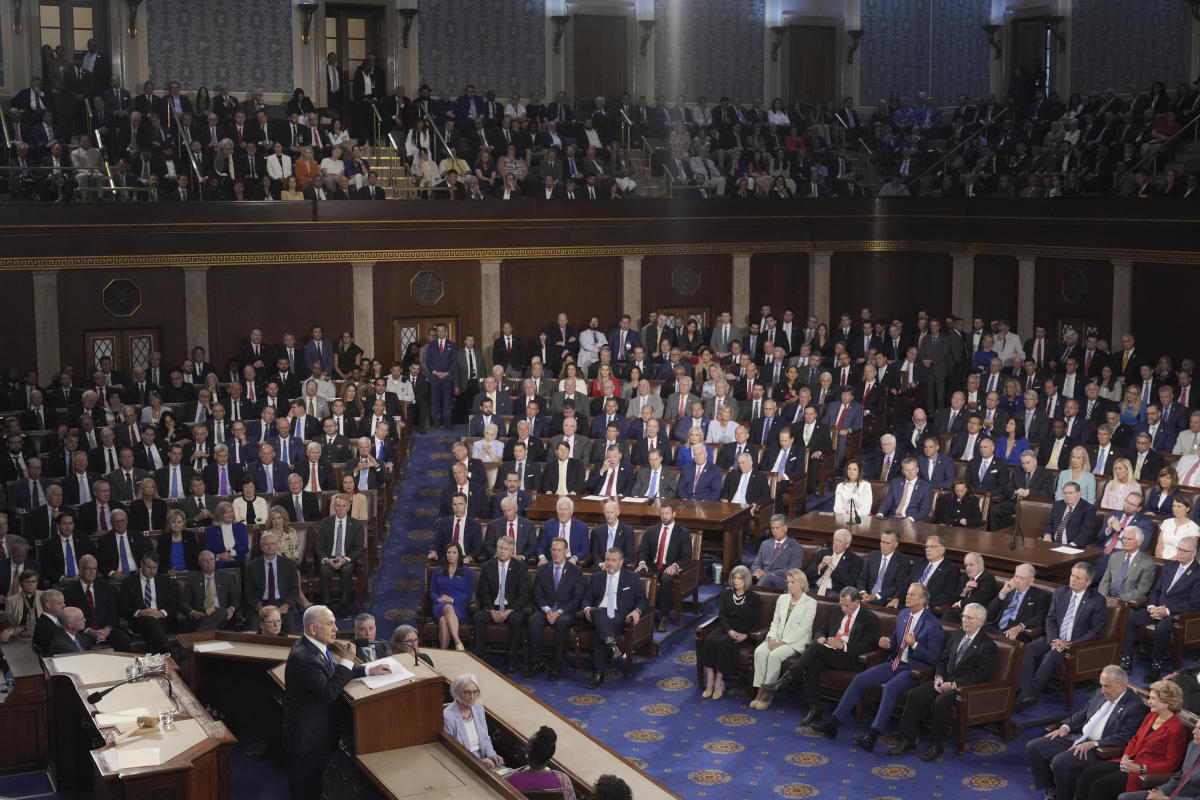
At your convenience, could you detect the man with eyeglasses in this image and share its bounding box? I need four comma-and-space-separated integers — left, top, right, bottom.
1120, 535, 1200, 680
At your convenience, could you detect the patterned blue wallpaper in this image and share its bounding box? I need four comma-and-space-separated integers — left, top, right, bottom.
146, 0, 294, 93
860, 0, 990, 105
655, 0, 765, 101
1070, 0, 1193, 91
419, 0, 546, 94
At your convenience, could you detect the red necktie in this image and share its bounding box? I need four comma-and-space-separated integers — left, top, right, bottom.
678, 396, 685, 417
1104, 515, 1128, 554
835, 405, 847, 428
656, 525, 670, 569
604, 469, 617, 496
839, 613, 851, 639
508, 521, 514, 540
99, 505, 108, 532
892, 614, 915, 669
85, 585, 95, 613
453, 519, 461, 544
1171, 758, 1200, 799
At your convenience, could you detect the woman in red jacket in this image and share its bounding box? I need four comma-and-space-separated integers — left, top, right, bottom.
1075, 680, 1188, 799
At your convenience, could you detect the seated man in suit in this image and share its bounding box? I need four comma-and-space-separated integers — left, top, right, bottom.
763, 586, 879, 724
813, 583, 944, 752
483, 495, 537, 562
117, 551, 176, 654
855, 528, 912, 607
46, 606, 94, 655
905, 536, 960, 609
986, 563, 1050, 637
1026, 665, 1145, 800
805, 528, 862, 598
1042, 482, 1096, 547
1131, 432, 1167, 482
583, 547, 647, 688
889, 602, 997, 760
635, 504, 692, 632
494, 443, 542, 492
721, 451, 773, 505
471, 536, 531, 674
243, 531, 302, 632
439, 462, 488, 520
534, 496, 589, 564
821, 388, 863, 466
489, 471, 533, 519
179, 549, 238, 631
585, 445, 634, 497
940, 551, 1000, 624
539, 441, 585, 495
965, 436, 1008, 495
588, 499, 636, 567
1121, 535, 1200, 680
42, 512, 95, 584
1098, 525, 1157, 604
525, 537, 585, 681
1015, 562, 1108, 710
628, 448, 679, 500
750, 514, 806, 589
678, 444, 722, 501
758, 427, 806, 513
876, 458, 934, 521
60, 553, 129, 650
916, 435, 955, 489
1094, 491, 1155, 574
988, 449, 1055, 530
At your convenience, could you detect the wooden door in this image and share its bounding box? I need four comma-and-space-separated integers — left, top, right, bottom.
573, 15, 629, 111
393, 316, 458, 364
1011, 19, 1054, 92
1054, 316, 1102, 349
85, 329, 159, 373
325, 6, 387, 91
788, 25, 837, 106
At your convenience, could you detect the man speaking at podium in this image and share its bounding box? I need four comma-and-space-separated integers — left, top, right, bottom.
284, 604, 392, 800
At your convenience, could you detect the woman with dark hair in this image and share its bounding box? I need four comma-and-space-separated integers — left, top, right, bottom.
287, 87, 315, 116
592, 774, 633, 800
936, 479, 983, 527
505, 726, 576, 797
194, 87, 212, 117
430, 542, 473, 650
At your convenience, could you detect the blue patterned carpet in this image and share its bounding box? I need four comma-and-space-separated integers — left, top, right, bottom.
369, 427, 1106, 800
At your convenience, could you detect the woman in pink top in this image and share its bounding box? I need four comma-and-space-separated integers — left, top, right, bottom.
506, 726, 575, 799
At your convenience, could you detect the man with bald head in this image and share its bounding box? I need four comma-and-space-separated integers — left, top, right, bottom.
63, 553, 131, 650
33, 588, 66, 652
46, 607, 93, 654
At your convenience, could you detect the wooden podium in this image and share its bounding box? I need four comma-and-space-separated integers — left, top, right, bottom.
44, 650, 235, 799
269, 654, 525, 798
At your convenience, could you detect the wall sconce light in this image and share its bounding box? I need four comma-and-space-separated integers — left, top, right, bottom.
638, 20, 656, 57
125, 0, 143, 38
11, 0, 22, 33
298, 2, 319, 44
846, 29, 864, 64
1046, 15, 1066, 53
770, 26, 788, 62
982, 24, 1002, 60
551, 15, 570, 54
400, 8, 418, 48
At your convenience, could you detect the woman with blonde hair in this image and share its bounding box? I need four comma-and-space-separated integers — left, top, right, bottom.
1055, 445, 1097, 504
266, 504, 305, 563
1100, 458, 1139, 509
750, 568, 815, 710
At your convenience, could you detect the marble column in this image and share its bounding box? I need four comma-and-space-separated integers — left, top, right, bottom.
182, 266, 210, 353
621, 256, 643, 322
351, 262, 376, 358
731, 254, 751, 326
1017, 256, 1036, 338
808, 251, 832, 324
480, 259, 502, 343
1111, 260, 1133, 342
951, 253, 975, 323
32, 270, 61, 381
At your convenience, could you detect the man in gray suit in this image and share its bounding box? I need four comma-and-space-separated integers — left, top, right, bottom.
628, 449, 679, 499
550, 377, 590, 415
1097, 527, 1157, 602
708, 311, 742, 358
243, 531, 302, 632
917, 318, 954, 411
626, 380, 664, 419
704, 380, 740, 420
1123, 723, 1200, 799
179, 475, 220, 527
750, 515, 807, 589
665, 376, 699, 420
105, 449, 149, 503
547, 417, 590, 463
181, 550, 238, 631
317, 494, 364, 611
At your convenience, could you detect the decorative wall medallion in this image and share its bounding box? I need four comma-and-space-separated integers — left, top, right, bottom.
1061, 270, 1088, 304
672, 264, 700, 296
102, 279, 142, 317
410, 270, 444, 305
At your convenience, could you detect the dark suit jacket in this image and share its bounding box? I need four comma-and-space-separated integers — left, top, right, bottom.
805, 548, 863, 596
282, 491, 322, 523
585, 462, 635, 496
854, 550, 913, 604
42, 534, 96, 585
908, 558, 961, 607
538, 458, 585, 495
474, 557, 531, 612
202, 461, 246, 495
62, 579, 123, 633
482, 516, 538, 562
1043, 586, 1107, 643
33, 614, 59, 653
532, 560, 584, 614
1149, 560, 1200, 613
588, 522, 636, 567
431, 516, 485, 562
493, 461, 541, 491
242, 554, 301, 610
1132, 449, 1167, 481
635, 523, 693, 571
156, 532, 201, 572
936, 628, 997, 685
46, 629, 94, 656
1060, 688, 1147, 748
583, 567, 647, 619
117, 572, 179, 623
986, 586, 1050, 631
1043, 500, 1097, 547
317, 515, 365, 565
282, 636, 366, 758
1003, 466, 1057, 500
719, 470, 773, 504
438, 481, 488, 520
97, 531, 149, 576
965, 456, 1008, 494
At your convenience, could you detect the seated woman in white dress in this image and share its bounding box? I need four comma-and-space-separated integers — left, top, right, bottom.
1157, 496, 1200, 559
706, 405, 739, 444
833, 460, 873, 518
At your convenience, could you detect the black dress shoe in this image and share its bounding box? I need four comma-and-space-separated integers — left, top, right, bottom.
853, 731, 878, 753
587, 671, 604, 689
813, 718, 839, 740
887, 738, 917, 756
548, 665, 560, 681
605, 638, 623, 662
524, 660, 546, 679
657, 618, 668, 632
1145, 663, 1163, 682
920, 742, 944, 762
1013, 694, 1036, 712
1119, 656, 1133, 672
799, 706, 822, 727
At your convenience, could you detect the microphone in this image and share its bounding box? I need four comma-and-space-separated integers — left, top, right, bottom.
355, 638, 419, 668
1009, 507, 1027, 551
87, 675, 141, 705
849, 497, 861, 526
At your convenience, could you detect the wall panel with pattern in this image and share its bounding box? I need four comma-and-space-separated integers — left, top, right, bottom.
654, 0, 765, 101
418, 0, 546, 95
1069, 0, 1193, 92
146, 0, 295, 93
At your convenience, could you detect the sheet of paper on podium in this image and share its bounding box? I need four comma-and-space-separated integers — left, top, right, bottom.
358, 656, 415, 690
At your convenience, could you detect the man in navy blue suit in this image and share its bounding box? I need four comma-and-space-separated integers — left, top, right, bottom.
489, 472, 533, 518
1041, 483, 1095, 547
635, 504, 692, 632
588, 499, 636, 566
583, 547, 647, 688
585, 447, 634, 497
876, 458, 934, 521
424, 323, 457, 428
1015, 562, 1108, 709
678, 444, 722, 501
813, 582, 944, 751
916, 435, 955, 488
1121, 534, 1200, 679
607, 314, 641, 362
250, 442, 290, 492
525, 537, 584, 680
284, 605, 390, 800
535, 497, 589, 564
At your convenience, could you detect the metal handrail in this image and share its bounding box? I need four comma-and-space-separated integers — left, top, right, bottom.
0, 110, 11, 150
904, 105, 1011, 189
82, 101, 116, 192
1120, 110, 1200, 180
171, 113, 205, 199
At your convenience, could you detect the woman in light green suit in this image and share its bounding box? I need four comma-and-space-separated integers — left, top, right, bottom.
750, 568, 816, 710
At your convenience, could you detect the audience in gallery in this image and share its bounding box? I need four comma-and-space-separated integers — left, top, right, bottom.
6, 44, 1198, 200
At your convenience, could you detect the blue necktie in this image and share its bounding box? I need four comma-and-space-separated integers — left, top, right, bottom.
119, 536, 131, 574
999, 591, 1023, 628
606, 575, 617, 618
761, 416, 771, 445
554, 564, 561, 589
1060, 595, 1079, 642
65, 539, 77, 578
325, 648, 334, 670
920, 562, 934, 584
1111, 555, 1132, 596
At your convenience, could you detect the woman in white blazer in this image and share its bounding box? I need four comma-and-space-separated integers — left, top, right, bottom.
443, 673, 504, 767
750, 569, 816, 710
833, 460, 873, 518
